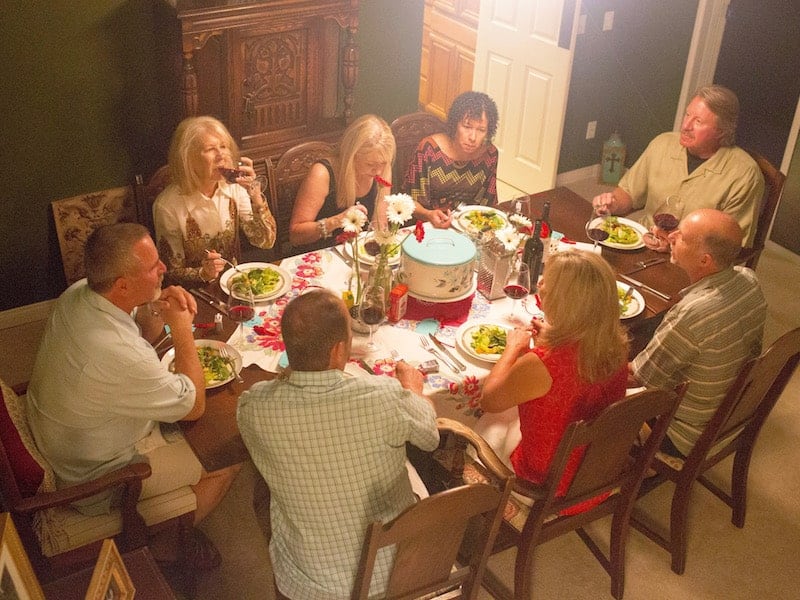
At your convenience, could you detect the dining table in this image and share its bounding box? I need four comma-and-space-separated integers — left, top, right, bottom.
179, 186, 689, 472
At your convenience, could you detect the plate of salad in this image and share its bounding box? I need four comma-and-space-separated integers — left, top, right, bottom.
220, 263, 292, 302
452, 205, 509, 234
455, 321, 511, 363
588, 216, 647, 250
617, 282, 645, 319
161, 339, 242, 389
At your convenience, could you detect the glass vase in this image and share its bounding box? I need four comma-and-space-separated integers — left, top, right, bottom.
368, 250, 393, 304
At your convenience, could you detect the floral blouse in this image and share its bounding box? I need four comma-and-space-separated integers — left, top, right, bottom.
153, 181, 276, 286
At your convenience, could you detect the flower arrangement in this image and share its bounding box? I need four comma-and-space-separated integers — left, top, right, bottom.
335, 207, 369, 305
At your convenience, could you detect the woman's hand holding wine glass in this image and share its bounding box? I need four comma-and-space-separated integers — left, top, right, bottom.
503, 257, 531, 324
644, 194, 684, 252
359, 285, 386, 352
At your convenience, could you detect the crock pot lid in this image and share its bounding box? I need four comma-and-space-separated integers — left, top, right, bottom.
402, 224, 476, 265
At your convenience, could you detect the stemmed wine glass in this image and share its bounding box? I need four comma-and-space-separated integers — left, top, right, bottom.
503, 257, 531, 324
644, 194, 684, 247
584, 206, 610, 249
359, 285, 386, 352
227, 280, 256, 344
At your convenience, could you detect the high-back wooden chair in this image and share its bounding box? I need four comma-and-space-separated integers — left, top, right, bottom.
479, 388, 681, 600
0, 378, 195, 583
351, 418, 514, 600
390, 111, 448, 194
51, 187, 138, 285
631, 326, 800, 575
133, 165, 171, 239
266, 141, 337, 259
738, 149, 785, 270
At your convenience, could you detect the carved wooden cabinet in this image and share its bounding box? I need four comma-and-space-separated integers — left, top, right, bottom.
175, 0, 359, 162
419, 0, 479, 119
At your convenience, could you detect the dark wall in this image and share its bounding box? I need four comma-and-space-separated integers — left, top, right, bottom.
558, 0, 698, 172
0, 0, 423, 311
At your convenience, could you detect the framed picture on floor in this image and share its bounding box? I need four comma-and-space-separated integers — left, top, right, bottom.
84, 539, 135, 600
0, 512, 45, 600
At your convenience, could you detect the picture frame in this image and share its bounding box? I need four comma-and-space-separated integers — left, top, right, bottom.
84, 539, 136, 600
0, 512, 45, 600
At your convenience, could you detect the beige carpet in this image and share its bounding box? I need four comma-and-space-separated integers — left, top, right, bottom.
193, 239, 800, 599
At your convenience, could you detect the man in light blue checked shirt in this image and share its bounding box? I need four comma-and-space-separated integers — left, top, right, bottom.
237, 289, 439, 600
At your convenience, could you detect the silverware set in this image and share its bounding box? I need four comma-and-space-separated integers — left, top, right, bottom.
420, 334, 465, 372
190, 288, 230, 316
618, 273, 672, 301
624, 257, 666, 275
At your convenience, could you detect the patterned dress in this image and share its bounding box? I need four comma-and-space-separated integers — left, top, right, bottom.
512, 344, 628, 514
403, 137, 498, 210
153, 181, 276, 287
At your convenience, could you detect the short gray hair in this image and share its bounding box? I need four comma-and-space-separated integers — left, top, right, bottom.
85, 223, 151, 292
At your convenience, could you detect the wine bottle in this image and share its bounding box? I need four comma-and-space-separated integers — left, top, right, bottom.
522, 219, 544, 293
540, 200, 552, 262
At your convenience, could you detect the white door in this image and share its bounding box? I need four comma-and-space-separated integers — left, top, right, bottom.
473, 0, 582, 196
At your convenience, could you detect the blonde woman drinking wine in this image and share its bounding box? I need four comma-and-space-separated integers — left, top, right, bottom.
153, 116, 277, 287
478, 250, 629, 514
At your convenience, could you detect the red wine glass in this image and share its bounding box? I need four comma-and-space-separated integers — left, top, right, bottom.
504, 258, 531, 323
227, 281, 256, 343
644, 195, 684, 246
584, 207, 610, 249
359, 285, 386, 351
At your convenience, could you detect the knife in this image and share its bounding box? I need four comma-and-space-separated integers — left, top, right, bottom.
617, 274, 672, 301
429, 334, 467, 371
330, 244, 352, 267
190, 289, 230, 316
624, 257, 667, 275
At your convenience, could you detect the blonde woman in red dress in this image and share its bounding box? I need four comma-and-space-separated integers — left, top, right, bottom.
479, 250, 629, 513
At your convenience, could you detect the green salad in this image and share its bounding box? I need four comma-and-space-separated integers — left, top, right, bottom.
230, 267, 282, 297
469, 325, 507, 355
600, 217, 640, 245
617, 286, 634, 316
198, 346, 233, 386
462, 210, 506, 232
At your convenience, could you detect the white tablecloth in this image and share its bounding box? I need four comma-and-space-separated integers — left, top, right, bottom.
224, 243, 550, 426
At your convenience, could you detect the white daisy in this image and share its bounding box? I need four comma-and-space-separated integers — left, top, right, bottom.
385, 193, 415, 225
496, 227, 520, 252
342, 207, 367, 232
509, 213, 531, 230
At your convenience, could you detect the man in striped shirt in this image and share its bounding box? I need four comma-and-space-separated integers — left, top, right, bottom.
630, 209, 766, 456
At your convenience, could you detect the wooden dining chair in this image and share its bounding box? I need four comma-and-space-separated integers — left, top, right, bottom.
266, 141, 337, 259
352, 418, 514, 600
390, 111, 448, 194
737, 148, 785, 270
133, 164, 171, 239
51, 187, 138, 285
630, 326, 800, 575
477, 388, 681, 600
0, 378, 195, 584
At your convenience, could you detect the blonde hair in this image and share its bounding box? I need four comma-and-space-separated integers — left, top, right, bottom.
333, 114, 395, 210
537, 251, 629, 383
167, 116, 240, 195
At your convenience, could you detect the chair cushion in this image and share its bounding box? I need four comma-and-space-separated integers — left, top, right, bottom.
36, 485, 197, 557
0, 379, 48, 497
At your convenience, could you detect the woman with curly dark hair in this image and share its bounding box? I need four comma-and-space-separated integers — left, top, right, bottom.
404, 91, 500, 228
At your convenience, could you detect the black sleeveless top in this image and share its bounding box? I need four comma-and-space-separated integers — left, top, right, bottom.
316, 159, 378, 223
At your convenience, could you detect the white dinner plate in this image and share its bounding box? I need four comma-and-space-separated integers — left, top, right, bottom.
588, 216, 648, 250
617, 281, 646, 319
343, 231, 402, 266
161, 339, 242, 389
219, 263, 292, 302
455, 321, 512, 363
452, 205, 509, 234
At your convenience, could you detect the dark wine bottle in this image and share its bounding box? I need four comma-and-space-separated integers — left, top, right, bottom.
522, 219, 544, 293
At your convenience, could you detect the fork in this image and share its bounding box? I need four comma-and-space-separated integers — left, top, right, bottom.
219, 346, 244, 383
420, 336, 461, 372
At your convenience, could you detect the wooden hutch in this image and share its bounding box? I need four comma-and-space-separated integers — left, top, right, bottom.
175, 0, 359, 163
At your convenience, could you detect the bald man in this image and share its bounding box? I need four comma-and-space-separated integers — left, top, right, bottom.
629, 209, 766, 457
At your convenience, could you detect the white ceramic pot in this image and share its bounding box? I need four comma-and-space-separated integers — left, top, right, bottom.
400, 224, 476, 301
